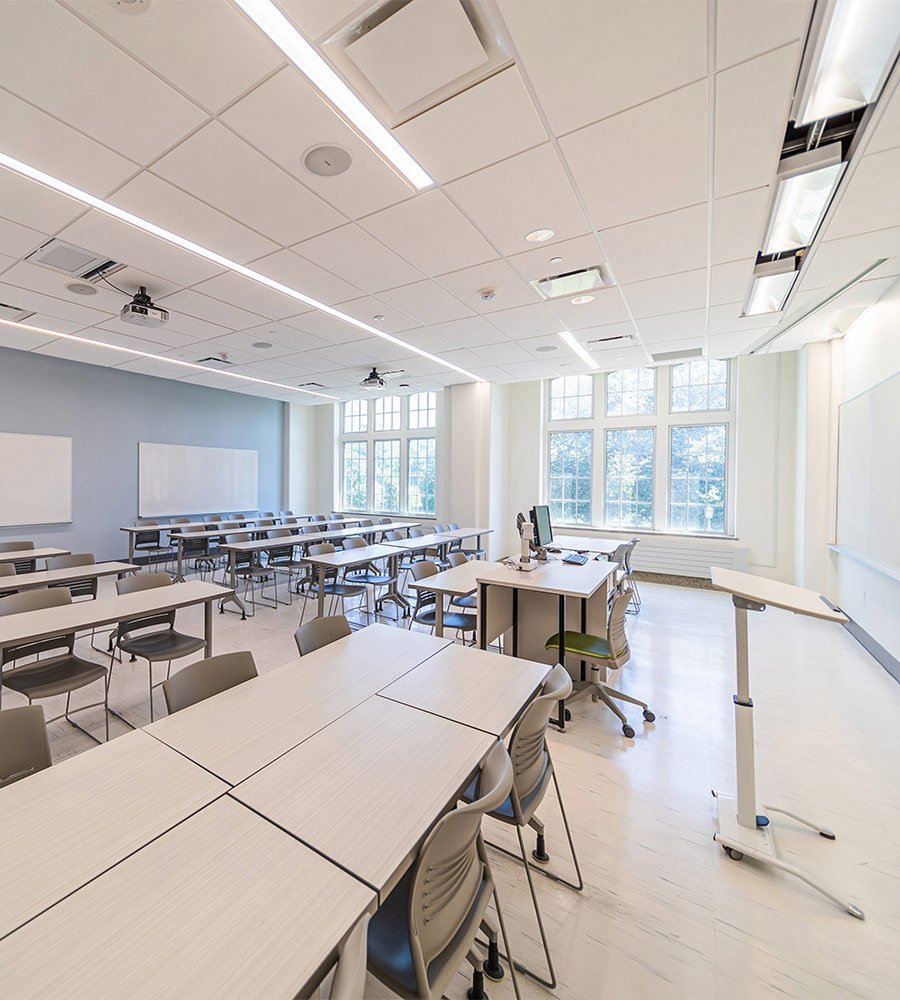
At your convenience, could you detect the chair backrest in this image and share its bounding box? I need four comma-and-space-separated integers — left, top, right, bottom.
259, 512, 275, 518
611, 542, 630, 567
433, 524, 447, 533
282, 517, 298, 525
0, 587, 74, 665
162, 651, 258, 714
384, 530, 403, 541
294, 615, 351, 655
327, 912, 369, 1000
171, 517, 192, 525
0, 705, 52, 788
116, 572, 175, 636
257, 518, 276, 527
506, 665, 572, 822
309, 542, 335, 557
379, 517, 392, 524
0, 563, 15, 578
311, 514, 326, 522
446, 551, 468, 568
326, 521, 344, 531
268, 528, 292, 538
225, 532, 250, 544
410, 559, 438, 582
408, 527, 426, 538
408, 742, 513, 993
447, 522, 460, 530
608, 587, 633, 662
358, 519, 374, 527
625, 538, 640, 572
0, 540, 34, 552
331, 513, 344, 520
343, 536, 366, 550
204, 515, 223, 523
302, 524, 321, 535
280, 511, 293, 517
48, 553, 97, 599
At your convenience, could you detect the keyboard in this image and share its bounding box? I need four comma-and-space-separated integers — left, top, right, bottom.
562, 552, 589, 565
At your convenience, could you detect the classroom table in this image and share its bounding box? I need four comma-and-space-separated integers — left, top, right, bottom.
0, 561, 138, 595
301, 542, 403, 619
474, 557, 617, 730
0, 728, 228, 940
145, 624, 450, 784
0, 580, 231, 706
0, 547, 69, 569
383, 526, 494, 560
710, 567, 864, 918
378, 642, 551, 738
550, 533, 622, 555
406, 558, 509, 637
0, 795, 375, 1000
232, 696, 496, 902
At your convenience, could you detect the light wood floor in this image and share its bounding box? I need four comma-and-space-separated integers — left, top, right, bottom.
24, 574, 900, 999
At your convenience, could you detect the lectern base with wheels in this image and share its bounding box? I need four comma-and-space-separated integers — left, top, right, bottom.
710, 568, 864, 920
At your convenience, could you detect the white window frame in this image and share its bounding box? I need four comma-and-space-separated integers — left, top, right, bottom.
338, 392, 441, 515
542, 362, 736, 536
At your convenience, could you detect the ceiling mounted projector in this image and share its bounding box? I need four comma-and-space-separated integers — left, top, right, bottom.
121, 286, 168, 328
360, 367, 386, 388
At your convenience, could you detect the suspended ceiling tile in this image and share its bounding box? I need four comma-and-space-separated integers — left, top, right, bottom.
276, 0, 371, 42
156, 288, 266, 332
281, 306, 373, 345
0, 1, 206, 165
622, 268, 708, 319
560, 80, 708, 230
429, 315, 512, 349
192, 271, 305, 323
0, 326, 60, 351
707, 330, 765, 356
153, 122, 346, 246
714, 43, 800, 198
238, 320, 331, 353
445, 144, 589, 255
31, 337, 124, 367
331, 295, 419, 334
710, 260, 752, 307
0, 170, 87, 235
507, 234, 605, 282
798, 229, 900, 292
91, 319, 202, 351
0, 279, 112, 328
636, 308, 707, 344
394, 66, 547, 184
220, 66, 413, 220
497, 0, 708, 136
293, 224, 423, 293
589, 344, 653, 370
715, 0, 811, 71
600, 203, 709, 284
376, 279, 474, 326
545, 287, 632, 331
822, 146, 900, 241
0, 216, 47, 259
469, 339, 538, 366
865, 77, 900, 155
711, 187, 768, 264
435, 259, 539, 314
483, 302, 562, 339
250, 248, 362, 305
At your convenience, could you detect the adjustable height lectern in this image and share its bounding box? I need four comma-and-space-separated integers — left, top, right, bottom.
710, 568, 864, 919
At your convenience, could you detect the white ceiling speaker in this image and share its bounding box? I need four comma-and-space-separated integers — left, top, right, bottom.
66, 282, 98, 296
303, 145, 352, 177
115, 0, 151, 13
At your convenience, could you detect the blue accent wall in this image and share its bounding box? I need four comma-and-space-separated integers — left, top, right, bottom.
0, 347, 285, 561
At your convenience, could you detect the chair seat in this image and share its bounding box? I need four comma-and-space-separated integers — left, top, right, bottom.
119, 630, 206, 662
346, 571, 395, 586
442, 611, 477, 630
451, 593, 477, 608
3, 655, 107, 700
366, 868, 418, 995
545, 630, 626, 660
458, 547, 485, 557
463, 758, 548, 824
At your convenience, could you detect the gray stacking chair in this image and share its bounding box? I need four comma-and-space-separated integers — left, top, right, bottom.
224, 532, 273, 615
408, 560, 476, 641
48, 553, 98, 600
311, 514, 327, 522
162, 650, 257, 714
325, 912, 369, 1000
264, 528, 305, 605
467, 665, 581, 990
171, 518, 212, 579
624, 537, 642, 612
366, 741, 520, 1000
298, 543, 366, 627
0, 588, 110, 742
132, 519, 172, 573
545, 587, 655, 737
446, 550, 478, 610
294, 614, 351, 655
0, 705, 52, 787
112, 573, 206, 723
0, 540, 36, 573
0, 562, 16, 579
343, 536, 397, 616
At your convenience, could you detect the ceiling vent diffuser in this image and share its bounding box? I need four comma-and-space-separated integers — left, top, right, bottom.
0, 301, 36, 323
195, 354, 234, 370
531, 267, 608, 301
586, 332, 634, 349
652, 348, 704, 362
25, 239, 124, 281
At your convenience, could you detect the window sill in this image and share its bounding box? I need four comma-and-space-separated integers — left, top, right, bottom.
553, 524, 738, 541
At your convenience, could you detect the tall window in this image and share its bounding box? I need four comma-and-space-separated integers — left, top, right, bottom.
607, 367, 655, 416
343, 399, 367, 433
549, 374, 593, 420
342, 441, 367, 510
605, 428, 654, 528
669, 424, 727, 532
409, 391, 437, 429
375, 395, 400, 431
374, 439, 401, 511
671, 359, 728, 412
548, 431, 592, 524
407, 438, 436, 515
338, 393, 439, 514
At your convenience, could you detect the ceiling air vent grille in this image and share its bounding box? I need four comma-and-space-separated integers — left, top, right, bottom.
195, 355, 234, 369
652, 348, 704, 362
586, 333, 634, 348
25, 239, 124, 280
297, 381, 325, 389
531, 266, 608, 301
0, 302, 36, 323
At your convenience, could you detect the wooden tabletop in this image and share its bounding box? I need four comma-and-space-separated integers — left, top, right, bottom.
301, 543, 400, 568
0, 561, 138, 595
232, 697, 495, 901
0, 729, 228, 940
0, 796, 375, 999
408, 559, 505, 596
0, 580, 232, 648
711, 567, 848, 622
145, 624, 451, 785
384, 527, 493, 551
550, 533, 624, 554
379, 643, 551, 738
474, 557, 618, 598
0, 547, 70, 565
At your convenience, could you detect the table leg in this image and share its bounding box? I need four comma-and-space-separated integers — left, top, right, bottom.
128, 532, 134, 563
317, 564, 325, 618
556, 594, 566, 731
479, 582, 488, 650
204, 598, 213, 658
376, 553, 409, 615
218, 549, 247, 620
435, 592, 444, 638
511, 589, 518, 657
733, 599, 762, 830
175, 537, 185, 583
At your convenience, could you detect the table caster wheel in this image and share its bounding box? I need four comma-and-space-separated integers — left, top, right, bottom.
564, 708, 572, 721
622, 724, 635, 738
723, 846, 743, 861
643, 709, 655, 722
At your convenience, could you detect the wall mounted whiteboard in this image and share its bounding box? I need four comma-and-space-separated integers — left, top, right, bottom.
836, 370, 900, 575
139, 443, 258, 517
0, 432, 72, 526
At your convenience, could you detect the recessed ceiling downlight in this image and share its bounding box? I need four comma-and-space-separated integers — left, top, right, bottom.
526, 229, 555, 243
571, 295, 594, 305
66, 282, 97, 296
303, 144, 352, 177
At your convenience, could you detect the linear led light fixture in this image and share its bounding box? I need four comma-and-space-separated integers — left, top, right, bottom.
231, 0, 433, 190
792, 0, 900, 125
0, 152, 482, 383
557, 330, 600, 369
0, 316, 340, 399
742, 257, 800, 317
761, 143, 845, 255
749, 257, 889, 353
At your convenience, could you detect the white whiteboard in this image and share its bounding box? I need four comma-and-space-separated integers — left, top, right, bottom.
0, 432, 72, 526
139, 443, 258, 517
836, 370, 900, 574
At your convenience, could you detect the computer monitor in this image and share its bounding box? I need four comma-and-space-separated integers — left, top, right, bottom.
529, 505, 553, 548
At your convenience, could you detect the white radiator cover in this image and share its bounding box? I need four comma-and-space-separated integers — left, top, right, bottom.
629, 539, 750, 579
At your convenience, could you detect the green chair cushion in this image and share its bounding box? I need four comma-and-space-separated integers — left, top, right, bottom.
545, 630, 626, 660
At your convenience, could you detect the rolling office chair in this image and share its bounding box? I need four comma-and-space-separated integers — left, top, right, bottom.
162, 651, 258, 714
366, 741, 520, 1000
545, 587, 655, 737
0, 705, 52, 787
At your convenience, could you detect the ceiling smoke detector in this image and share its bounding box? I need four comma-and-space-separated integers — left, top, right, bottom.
479, 288, 496, 302
303, 144, 352, 177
